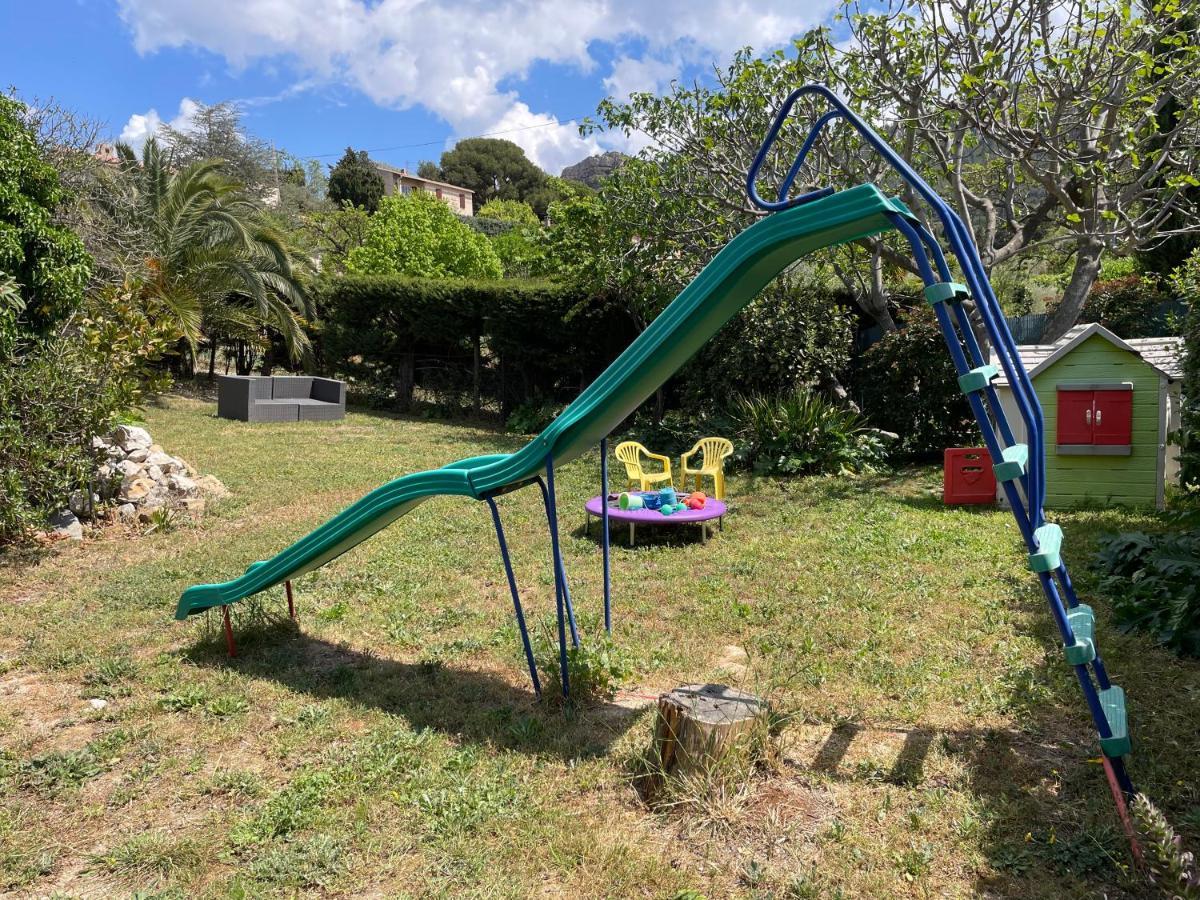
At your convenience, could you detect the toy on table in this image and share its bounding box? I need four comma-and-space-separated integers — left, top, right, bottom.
617, 487, 695, 515
680, 437, 734, 500
684, 491, 707, 510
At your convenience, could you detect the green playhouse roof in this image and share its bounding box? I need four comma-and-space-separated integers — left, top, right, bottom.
991, 322, 1183, 385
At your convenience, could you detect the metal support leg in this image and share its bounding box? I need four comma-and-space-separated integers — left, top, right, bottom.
600, 438, 612, 634
543, 458, 571, 699
536, 476, 579, 648
285, 580, 296, 621
222, 606, 237, 658
486, 496, 542, 698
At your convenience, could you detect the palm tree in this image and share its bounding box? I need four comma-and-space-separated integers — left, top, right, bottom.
105, 139, 312, 371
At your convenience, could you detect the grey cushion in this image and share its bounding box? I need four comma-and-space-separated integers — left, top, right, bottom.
272, 377, 314, 400
251, 400, 300, 422
297, 400, 345, 421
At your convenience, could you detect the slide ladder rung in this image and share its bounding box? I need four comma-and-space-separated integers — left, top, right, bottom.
958, 365, 998, 395
1064, 604, 1096, 665
924, 282, 970, 306
1098, 686, 1131, 758
1029, 524, 1063, 573
993, 443, 1028, 482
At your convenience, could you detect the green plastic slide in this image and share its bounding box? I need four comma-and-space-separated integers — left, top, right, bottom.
176, 184, 912, 619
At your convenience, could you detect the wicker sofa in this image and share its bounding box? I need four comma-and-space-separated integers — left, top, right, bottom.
216, 375, 346, 422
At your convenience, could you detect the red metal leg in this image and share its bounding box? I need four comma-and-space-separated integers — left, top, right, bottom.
285, 579, 296, 620
1102, 756, 1143, 866
222, 606, 237, 658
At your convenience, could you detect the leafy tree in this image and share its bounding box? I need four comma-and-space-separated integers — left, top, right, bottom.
490, 229, 544, 280
299, 204, 371, 277
1170, 249, 1200, 489
438, 138, 546, 210
0, 94, 92, 333
592, 38, 907, 330
476, 199, 539, 226
347, 190, 502, 279
327, 148, 384, 213
541, 176, 672, 332
160, 101, 275, 191
476, 201, 543, 276
593, 1, 1200, 340
105, 139, 312, 368
838, 0, 1200, 340
417, 160, 442, 181
525, 175, 591, 220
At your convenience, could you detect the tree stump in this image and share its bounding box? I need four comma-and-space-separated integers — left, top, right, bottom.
653, 683, 768, 778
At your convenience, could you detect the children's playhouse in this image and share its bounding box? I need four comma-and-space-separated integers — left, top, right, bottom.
992, 322, 1183, 509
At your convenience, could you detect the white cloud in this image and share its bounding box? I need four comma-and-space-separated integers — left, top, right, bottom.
119, 97, 202, 151
115, 0, 838, 173
604, 55, 682, 99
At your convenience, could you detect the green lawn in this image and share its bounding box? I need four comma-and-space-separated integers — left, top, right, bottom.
1, 395, 1197, 898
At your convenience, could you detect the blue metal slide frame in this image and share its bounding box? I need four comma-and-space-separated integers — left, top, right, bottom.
747, 84, 1134, 799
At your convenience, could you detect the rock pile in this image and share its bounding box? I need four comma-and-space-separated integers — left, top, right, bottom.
49, 424, 228, 540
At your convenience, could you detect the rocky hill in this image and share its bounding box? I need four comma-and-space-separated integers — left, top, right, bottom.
560, 151, 627, 188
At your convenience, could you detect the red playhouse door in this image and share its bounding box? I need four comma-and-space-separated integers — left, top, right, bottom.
1057, 389, 1095, 445
1092, 390, 1133, 446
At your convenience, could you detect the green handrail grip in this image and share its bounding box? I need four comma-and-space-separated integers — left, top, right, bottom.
177, 184, 910, 619
924, 281, 969, 306
993, 443, 1028, 482
958, 364, 998, 395
1064, 604, 1096, 666
1029, 523, 1063, 573
1098, 686, 1131, 757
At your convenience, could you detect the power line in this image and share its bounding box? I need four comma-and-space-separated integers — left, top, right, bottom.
303, 113, 599, 160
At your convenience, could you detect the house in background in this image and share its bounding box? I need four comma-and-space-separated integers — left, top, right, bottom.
371, 161, 475, 216
992, 323, 1184, 509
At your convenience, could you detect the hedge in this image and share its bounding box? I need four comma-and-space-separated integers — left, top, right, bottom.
318, 275, 633, 418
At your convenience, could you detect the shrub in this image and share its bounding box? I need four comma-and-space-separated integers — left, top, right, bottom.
681, 277, 856, 410
731, 388, 887, 476
0, 94, 92, 334
461, 215, 515, 237
489, 226, 545, 279
535, 625, 630, 703
319, 275, 631, 416
504, 399, 562, 434
1171, 250, 1200, 488
347, 190, 502, 279
620, 407, 743, 468
852, 304, 975, 458
1093, 510, 1200, 657
0, 280, 175, 544
1079, 275, 1173, 338
475, 199, 539, 225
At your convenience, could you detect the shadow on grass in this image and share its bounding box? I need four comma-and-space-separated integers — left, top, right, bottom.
573, 515, 720, 549
0, 542, 56, 575
186, 618, 645, 761
797, 715, 1134, 893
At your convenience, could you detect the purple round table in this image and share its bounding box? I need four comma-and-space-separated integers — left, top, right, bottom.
584, 494, 727, 545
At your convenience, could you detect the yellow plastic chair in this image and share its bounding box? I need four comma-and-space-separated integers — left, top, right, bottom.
614, 441, 674, 491
681, 437, 734, 499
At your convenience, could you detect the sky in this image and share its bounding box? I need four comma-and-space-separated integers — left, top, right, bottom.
2, 1, 842, 175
